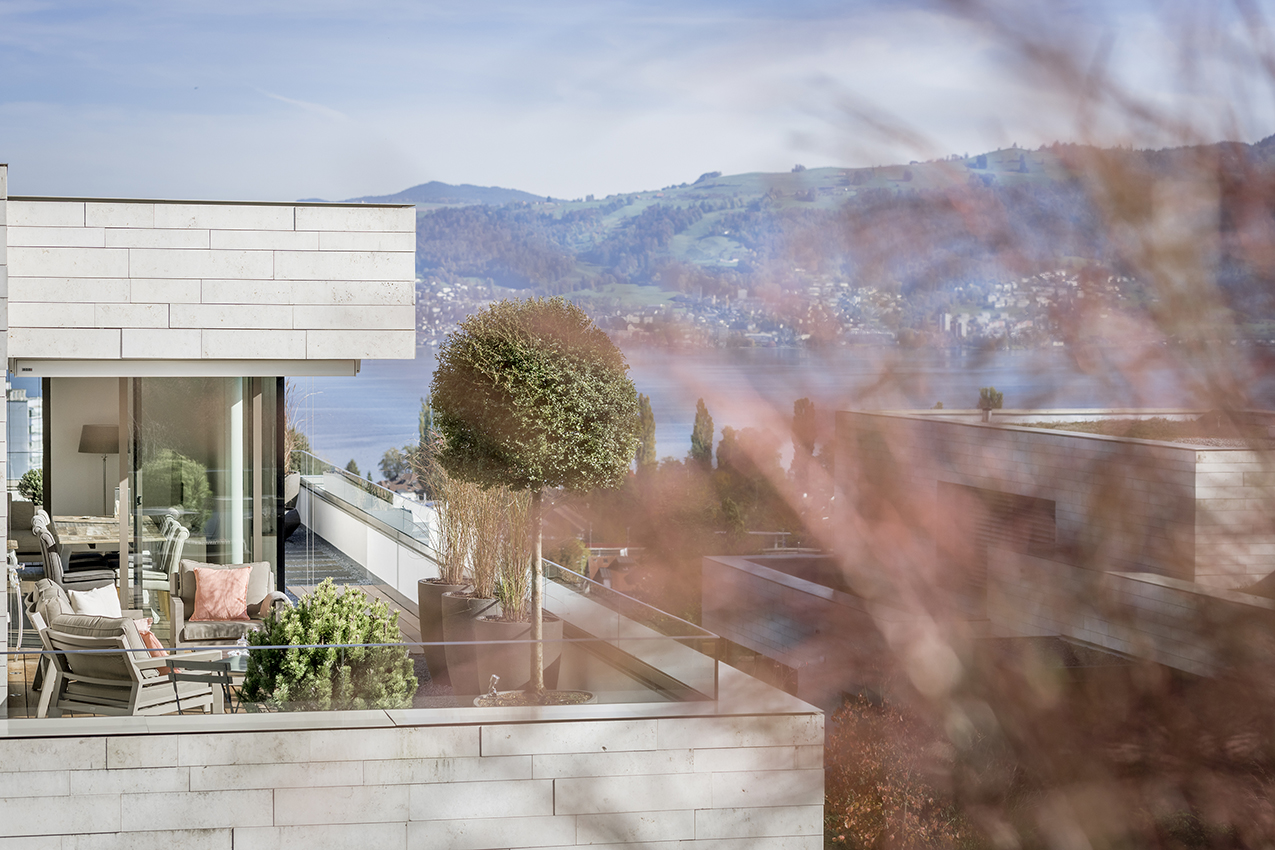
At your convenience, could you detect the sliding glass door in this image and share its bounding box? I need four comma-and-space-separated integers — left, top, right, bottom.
129, 377, 278, 619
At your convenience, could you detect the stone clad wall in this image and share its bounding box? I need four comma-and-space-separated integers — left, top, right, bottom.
6, 198, 415, 362
987, 547, 1275, 675
0, 708, 823, 850
837, 412, 1200, 579
1194, 450, 1275, 588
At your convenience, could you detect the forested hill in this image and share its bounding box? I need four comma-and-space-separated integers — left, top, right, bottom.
394, 137, 1275, 327
346, 181, 548, 206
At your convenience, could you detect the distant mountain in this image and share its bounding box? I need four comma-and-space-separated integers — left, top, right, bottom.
344, 181, 549, 206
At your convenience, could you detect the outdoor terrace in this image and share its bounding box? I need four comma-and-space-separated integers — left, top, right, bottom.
3, 469, 824, 849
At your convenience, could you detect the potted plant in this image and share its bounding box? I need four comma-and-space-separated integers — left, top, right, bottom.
431, 297, 640, 705
417, 468, 477, 685
471, 489, 565, 694
440, 484, 502, 695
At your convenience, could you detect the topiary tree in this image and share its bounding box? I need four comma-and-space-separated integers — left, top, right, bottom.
431, 297, 640, 696
241, 579, 417, 710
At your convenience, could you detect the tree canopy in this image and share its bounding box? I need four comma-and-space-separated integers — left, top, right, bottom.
431, 297, 640, 492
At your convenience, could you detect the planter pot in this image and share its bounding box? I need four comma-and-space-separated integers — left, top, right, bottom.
474, 689, 596, 707
441, 591, 500, 696
417, 579, 470, 685
471, 612, 562, 696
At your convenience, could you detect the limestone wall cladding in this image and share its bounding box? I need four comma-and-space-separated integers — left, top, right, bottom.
836, 412, 1201, 579
1193, 450, 1275, 588
0, 709, 823, 850
6, 199, 415, 361
987, 548, 1275, 675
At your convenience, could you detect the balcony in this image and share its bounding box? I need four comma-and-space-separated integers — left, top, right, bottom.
3, 451, 825, 849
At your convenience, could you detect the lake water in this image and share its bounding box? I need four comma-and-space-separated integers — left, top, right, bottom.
292, 343, 1221, 478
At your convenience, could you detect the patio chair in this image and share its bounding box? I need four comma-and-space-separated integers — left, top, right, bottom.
169, 559, 292, 648
33, 512, 116, 573
31, 612, 223, 717
37, 529, 117, 593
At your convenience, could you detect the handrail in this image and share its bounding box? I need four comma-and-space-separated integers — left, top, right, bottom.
292, 450, 401, 504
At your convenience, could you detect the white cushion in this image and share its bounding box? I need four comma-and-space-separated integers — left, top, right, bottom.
67, 584, 123, 618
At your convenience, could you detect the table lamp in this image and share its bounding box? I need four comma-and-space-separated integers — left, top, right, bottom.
78, 424, 119, 517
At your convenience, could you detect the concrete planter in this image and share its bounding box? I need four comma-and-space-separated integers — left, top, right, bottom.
441, 591, 500, 696
471, 612, 563, 695
417, 579, 470, 684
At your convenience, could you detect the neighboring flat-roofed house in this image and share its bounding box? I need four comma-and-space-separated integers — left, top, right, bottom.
705, 408, 1275, 704
836, 409, 1275, 590
0, 163, 416, 620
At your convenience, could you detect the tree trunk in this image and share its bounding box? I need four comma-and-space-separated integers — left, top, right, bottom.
531, 488, 545, 695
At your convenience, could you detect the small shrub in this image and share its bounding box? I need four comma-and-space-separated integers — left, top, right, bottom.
241, 579, 417, 710
18, 468, 42, 503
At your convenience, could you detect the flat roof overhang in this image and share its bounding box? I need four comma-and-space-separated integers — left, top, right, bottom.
9, 358, 362, 377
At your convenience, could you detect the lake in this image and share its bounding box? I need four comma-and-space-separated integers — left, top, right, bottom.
293, 343, 1215, 478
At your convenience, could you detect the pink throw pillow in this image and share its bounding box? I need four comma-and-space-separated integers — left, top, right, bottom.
134, 617, 170, 675
190, 566, 252, 622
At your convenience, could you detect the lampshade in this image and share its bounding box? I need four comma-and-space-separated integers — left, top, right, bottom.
78, 424, 119, 455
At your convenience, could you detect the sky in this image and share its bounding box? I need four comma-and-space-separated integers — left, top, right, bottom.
2, 0, 1273, 202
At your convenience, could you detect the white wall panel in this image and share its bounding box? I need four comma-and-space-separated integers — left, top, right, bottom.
8, 198, 416, 362
153, 204, 294, 231
86, 202, 155, 229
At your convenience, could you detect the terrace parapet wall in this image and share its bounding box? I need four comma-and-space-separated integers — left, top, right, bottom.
0, 665, 824, 850
987, 546, 1275, 676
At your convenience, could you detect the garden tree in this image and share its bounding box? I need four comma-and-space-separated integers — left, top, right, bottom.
716, 426, 739, 472
792, 397, 817, 490
635, 394, 657, 473
379, 446, 410, 481
690, 398, 714, 470
978, 386, 1004, 410
431, 297, 640, 696
345, 459, 360, 477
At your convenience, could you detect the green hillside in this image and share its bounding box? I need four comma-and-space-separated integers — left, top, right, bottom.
402, 138, 1275, 324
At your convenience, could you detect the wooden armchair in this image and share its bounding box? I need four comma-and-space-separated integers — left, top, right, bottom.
29, 610, 223, 717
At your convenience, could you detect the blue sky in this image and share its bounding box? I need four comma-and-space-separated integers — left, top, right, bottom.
1, 0, 1271, 201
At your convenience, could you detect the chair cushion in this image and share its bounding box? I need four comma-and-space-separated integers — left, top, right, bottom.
191, 566, 252, 621
49, 615, 158, 680
177, 559, 271, 608
134, 618, 170, 675
180, 620, 263, 643
32, 579, 72, 624
68, 584, 123, 617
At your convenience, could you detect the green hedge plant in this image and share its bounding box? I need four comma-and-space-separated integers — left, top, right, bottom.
241, 579, 417, 710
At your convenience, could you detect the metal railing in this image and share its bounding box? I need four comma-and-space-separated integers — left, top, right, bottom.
291, 450, 436, 544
